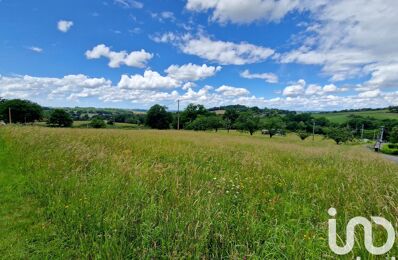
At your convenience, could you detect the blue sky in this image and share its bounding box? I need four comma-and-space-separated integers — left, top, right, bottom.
1, 0, 397, 111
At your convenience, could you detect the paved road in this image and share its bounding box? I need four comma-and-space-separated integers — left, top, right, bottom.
381, 154, 398, 164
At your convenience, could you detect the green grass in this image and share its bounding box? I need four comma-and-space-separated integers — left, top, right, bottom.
313, 109, 398, 123
1, 126, 398, 258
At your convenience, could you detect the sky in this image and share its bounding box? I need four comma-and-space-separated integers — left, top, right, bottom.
0, 0, 398, 111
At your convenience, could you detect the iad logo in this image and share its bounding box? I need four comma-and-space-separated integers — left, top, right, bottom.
328, 208, 395, 256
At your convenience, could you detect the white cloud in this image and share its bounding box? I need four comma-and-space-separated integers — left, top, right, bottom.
283, 79, 306, 96
117, 70, 180, 90
185, 0, 301, 24
240, 69, 278, 83
215, 85, 250, 96
85, 44, 153, 68
0, 74, 397, 110
27, 46, 43, 53
162, 34, 274, 65
57, 20, 74, 33
114, 0, 143, 9
165, 63, 221, 81
279, 0, 398, 93
151, 11, 176, 22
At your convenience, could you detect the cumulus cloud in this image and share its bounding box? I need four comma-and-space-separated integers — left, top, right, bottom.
165, 63, 222, 81
117, 70, 180, 90
0, 74, 397, 110
57, 20, 73, 32
240, 69, 278, 83
156, 33, 274, 65
278, 0, 398, 93
283, 79, 347, 97
85, 44, 153, 68
215, 85, 250, 96
185, 0, 302, 24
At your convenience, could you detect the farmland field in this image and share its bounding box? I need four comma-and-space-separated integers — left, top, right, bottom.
313, 109, 398, 123
1, 126, 398, 258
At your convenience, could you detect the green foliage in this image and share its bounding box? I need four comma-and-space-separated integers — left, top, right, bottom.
47, 109, 73, 127
261, 116, 286, 138
146, 104, 172, 129
234, 111, 260, 135
186, 115, 225, 132
325, 127, 354, 144
180, 104, 209, 128
390, 127, 398, 143
381, 144, 398, 155
389, 106, 398, 113
296, 130, 311, 141
223, 109, 239, 131
0, 99, 43, 123
90, 118, 106, 129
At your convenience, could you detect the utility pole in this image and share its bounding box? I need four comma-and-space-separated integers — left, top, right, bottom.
361, 124, 364, 139
380, 126, 385, 142
177, 99, 180, 130
8, 107, 12, 124
312, 120, 316, 141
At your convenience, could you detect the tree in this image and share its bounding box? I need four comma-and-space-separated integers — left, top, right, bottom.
390, 127, 398, 143
0, 99, 43, 123
146, 104, 172, 129
326, 127, 353, 145
296, 130, 311, 141
206, 115, 225, 132
90, 118, 106, 128
389, 106, 398, 113
223, 109, 239, 132
47, 109, 73, 127
261, 116, 285, 138
180, 104, 209, 128
234, 111, 260, 135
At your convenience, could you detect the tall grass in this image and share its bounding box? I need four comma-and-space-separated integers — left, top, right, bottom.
1, 126, 398, 258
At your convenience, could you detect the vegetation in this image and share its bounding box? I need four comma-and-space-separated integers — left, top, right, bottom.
47, 109, 73, 127
145, 104, 172, 130
296, 130, 311, 141
381, 144, 398, 155
325, 127, 353, 145
89, 118, 106, 129
0, 99, 43, 123
234, 111, 260, 135
1, 127, 398, 258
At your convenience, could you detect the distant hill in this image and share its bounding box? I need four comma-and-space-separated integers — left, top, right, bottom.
312, 109, 398, 123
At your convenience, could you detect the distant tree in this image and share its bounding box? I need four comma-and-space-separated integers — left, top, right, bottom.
107, 119, 115, 125
47, 109, 73, 127
390, 127, 398, 143
325, 127, 353, 145
296, 130, 311, 141
389, 106, 398, 113
90, 118, 106, 128
206, 115, 225, 132
146, 104, 172, 129
223, 109, 239, 132
186, 115, 208, 131
234, 111, 260, 135
261, 116, 286, 138
0, 99, 43, 123
180, 104, 209, 128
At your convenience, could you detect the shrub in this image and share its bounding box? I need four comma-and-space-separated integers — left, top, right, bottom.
47, 109, 73, 127
296, 130, 311, 141
325, 127, 354, 145
90, 118, 106, 129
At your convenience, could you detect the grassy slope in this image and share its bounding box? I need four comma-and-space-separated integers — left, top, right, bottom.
1, 127, 398, 258
313, 109, 398, 123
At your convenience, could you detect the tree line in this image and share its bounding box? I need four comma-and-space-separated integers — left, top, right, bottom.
1, 98, 397, 145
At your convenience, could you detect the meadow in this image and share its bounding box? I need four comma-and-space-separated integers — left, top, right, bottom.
1, 126, 398, 258
313, 109, 397, 123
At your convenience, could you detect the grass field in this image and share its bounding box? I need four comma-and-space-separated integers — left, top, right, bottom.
1, 126, 398, 258
313, 109, 398, 123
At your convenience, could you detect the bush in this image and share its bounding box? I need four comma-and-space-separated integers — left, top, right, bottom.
47, 109, 73, 127
325, 127, 354, 145
296, 130, 311, 141
381, 145, 398, 155
90, 118, 106, 129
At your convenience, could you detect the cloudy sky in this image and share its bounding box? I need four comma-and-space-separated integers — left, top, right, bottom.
1, 0, 398, 111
